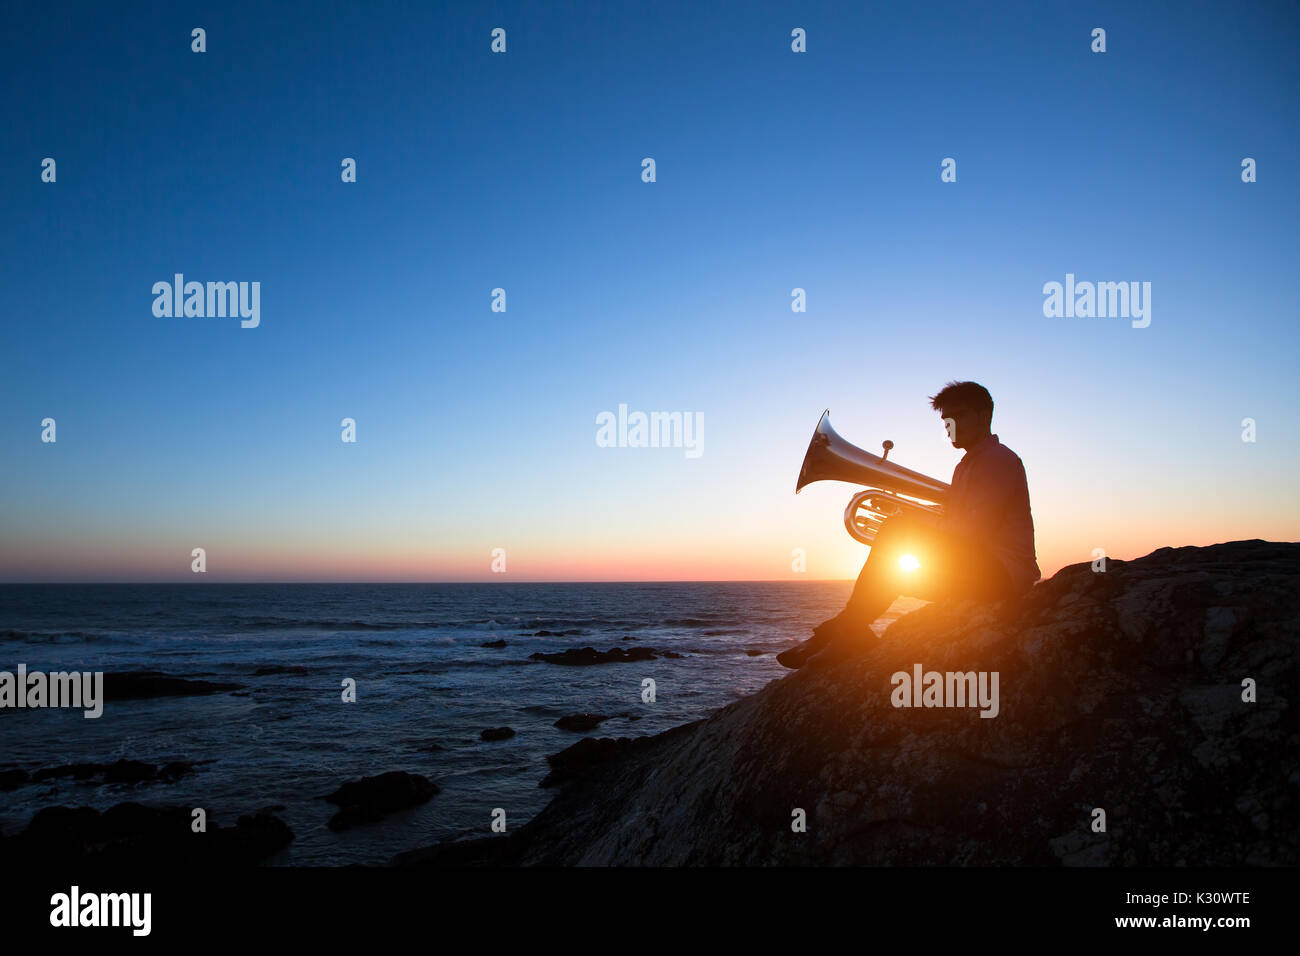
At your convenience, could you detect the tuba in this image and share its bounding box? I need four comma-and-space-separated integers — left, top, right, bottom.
796, 410, 950, 545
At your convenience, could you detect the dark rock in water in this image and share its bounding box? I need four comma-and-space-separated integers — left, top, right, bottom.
661, 650, 684, 659
746, 650, 765, 657
554, 713, 611, 732
2, 802, 293, 865
228, 810, 296, 862
480, 726, 515, 741
534, 629, 582, 637
31, 763, 103, 783
26, 759, 201, 787
0, 769, 30, 790
480, 639, 508, 648
529, 646, 657, 665
102, 671, 243, 701
323, 771, 439, 831
252, 664, 309, 676
103, 759, 157, 785
16, 806, 106, 855
395, 540, 1300, 866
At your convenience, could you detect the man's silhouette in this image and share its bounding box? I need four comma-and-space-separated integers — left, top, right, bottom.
778, 381, 1041, 669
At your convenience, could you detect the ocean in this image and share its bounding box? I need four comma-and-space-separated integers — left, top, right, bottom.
0, 582, 921, 865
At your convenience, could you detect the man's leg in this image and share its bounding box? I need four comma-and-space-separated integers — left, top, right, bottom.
807, 523, 1016, 665
776, 514, 919, 669
930, 529, 1016, 604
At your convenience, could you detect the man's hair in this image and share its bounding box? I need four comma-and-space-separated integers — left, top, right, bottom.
929, 381, 994, 421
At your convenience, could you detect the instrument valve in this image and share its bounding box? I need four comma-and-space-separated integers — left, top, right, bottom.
881, 440, 894, 463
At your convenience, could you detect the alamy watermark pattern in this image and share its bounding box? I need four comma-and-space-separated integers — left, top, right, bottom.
596, 404, 703, 458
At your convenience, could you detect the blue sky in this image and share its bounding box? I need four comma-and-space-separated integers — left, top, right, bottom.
1, 0, 1297, 581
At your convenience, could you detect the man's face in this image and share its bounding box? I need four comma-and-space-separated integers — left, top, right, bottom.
942, 405, 988, 449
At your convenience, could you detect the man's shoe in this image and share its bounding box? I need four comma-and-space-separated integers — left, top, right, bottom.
776, 637, 818, 669
776, 612, 851, 669
805, 616, 874, 668
804, 633, 867, 667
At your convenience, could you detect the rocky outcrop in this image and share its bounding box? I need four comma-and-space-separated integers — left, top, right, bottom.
528, 646, 658, 665
5, 759, 203, 789
1, 803, 293, 865
397, 540, 1300, 866
103, 671, 243, 701
323, 771, 439, 831
553, 713, 612, 732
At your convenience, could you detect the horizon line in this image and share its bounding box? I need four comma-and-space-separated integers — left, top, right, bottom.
0, 578, 858, 586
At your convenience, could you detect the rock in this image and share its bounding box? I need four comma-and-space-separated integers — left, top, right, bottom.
528, 646, 657, 665
32, 763, 103, 783
323, 771, 439, 831
24, 759, 201, 788
1, 769, 30, 790
661, 651, 684, 659
538, 738, 633, 788
480, 727, 515, 741
480, 639, 508, 648
396, 540, 1300, 866
226, 810, 296, 862
102, 671, 243, 701
536, 734, 687, 788
103, 760, 157, 785
554, 713, 612, 732
2, 802, 293, 865
746, 650, 765, 657
159, 761, 199, 781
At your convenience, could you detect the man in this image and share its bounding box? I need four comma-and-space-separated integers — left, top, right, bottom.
778, 381, 1041, 669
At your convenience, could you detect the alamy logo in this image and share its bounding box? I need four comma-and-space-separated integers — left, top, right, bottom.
890, 663, 999, 718
152, 274, 261, 328
0, 664, 103, 718
1042, 273, 1150, 328
595, 404, 703, 459
50, 886, 151, 936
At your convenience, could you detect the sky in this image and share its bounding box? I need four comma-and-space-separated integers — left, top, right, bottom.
1, 0, 1297, 582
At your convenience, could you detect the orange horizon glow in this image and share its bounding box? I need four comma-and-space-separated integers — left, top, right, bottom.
3, 417, 1294, 584
1, 524, 1287, 584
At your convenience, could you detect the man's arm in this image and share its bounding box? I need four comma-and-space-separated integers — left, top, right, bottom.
941, 452, 1025, 542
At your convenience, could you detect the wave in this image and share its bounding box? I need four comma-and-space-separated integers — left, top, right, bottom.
227, 617, 438, 632
0, 629, 117, 643
0, 618, 721, 641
